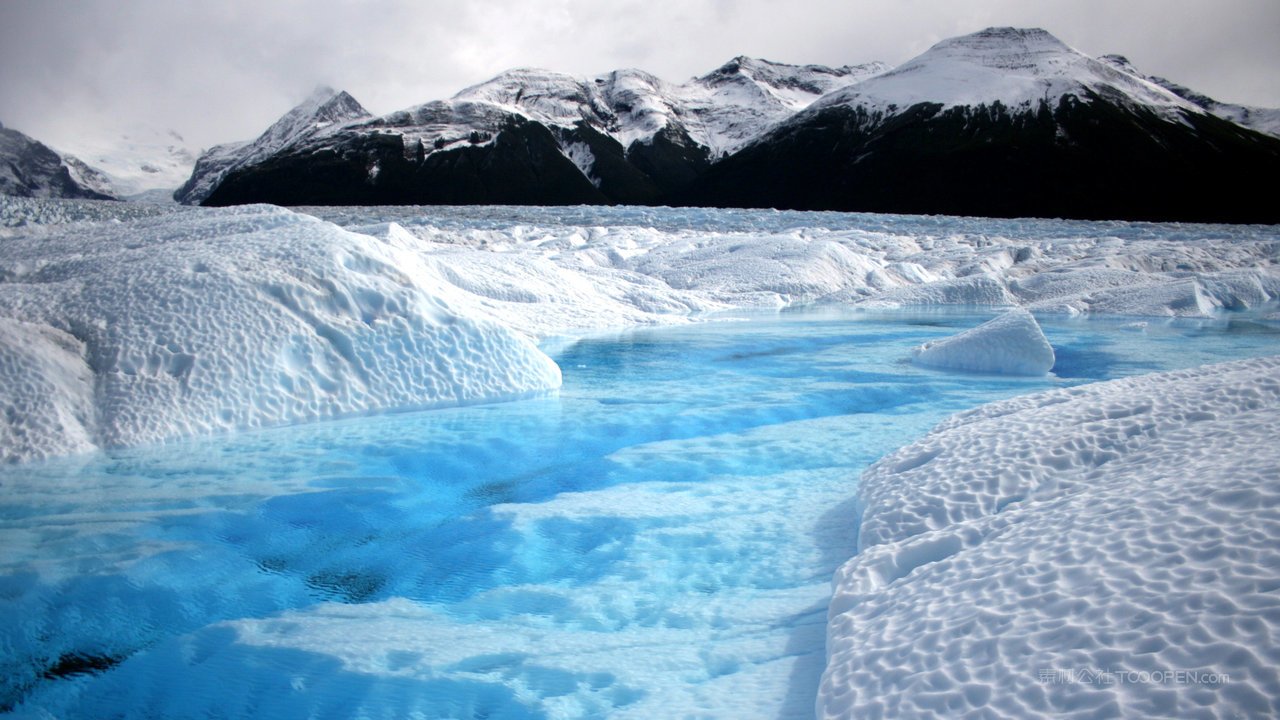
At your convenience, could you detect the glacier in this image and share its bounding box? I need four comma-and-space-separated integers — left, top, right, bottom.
1, 197, 1278, 718
3, 197, 1279, 461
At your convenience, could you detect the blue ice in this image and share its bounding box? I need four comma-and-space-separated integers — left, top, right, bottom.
2, 309, 1279, 718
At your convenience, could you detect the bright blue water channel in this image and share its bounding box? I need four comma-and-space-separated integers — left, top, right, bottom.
3, 309, 1279, 718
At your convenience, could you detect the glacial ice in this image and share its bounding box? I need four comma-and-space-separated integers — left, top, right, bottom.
911, 308, 1055, 375
1, 198, 1278, 718
0, 203, 560, 462
2, 197, 1279, 460
821, 355, 1280, 718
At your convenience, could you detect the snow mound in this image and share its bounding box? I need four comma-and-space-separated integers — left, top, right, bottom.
821, 355, 1280, 718
0, 205, 560, 462
911, 309, 1055, 375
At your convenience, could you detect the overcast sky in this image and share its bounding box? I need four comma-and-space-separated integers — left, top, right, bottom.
2, 0, 1277, 152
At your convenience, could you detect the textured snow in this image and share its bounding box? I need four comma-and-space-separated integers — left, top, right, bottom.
0, 318, 96, 460
0, 204, 560, 462
1, 200, 1279, 719
820, 355, 1280, 718
808, 27, 1202, 125
911, 308, 1055, 375
3, 200, 1278, 461
327, 207, 1280, 338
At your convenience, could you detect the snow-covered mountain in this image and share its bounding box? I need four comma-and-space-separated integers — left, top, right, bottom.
185, 58, 883, 207
804, 28, 1201, 121
680, 57, 890, 157
0, 122, 116, 200
174, 86, 371, 204
686, 27, 1280, 222
180, 28, 1280, 222
447, 58, 888, 157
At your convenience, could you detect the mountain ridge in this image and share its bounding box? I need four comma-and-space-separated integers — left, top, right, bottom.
194, 56, 879, 207
683, 27, 1280, 222
179, 27, 1280, 222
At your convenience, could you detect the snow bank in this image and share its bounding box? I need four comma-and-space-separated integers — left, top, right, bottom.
911, 309, 1055, 375
329, 207, 1280, 323
367, 222, 720, 339
820, 355, 1280, 718
0, 205, 560, 462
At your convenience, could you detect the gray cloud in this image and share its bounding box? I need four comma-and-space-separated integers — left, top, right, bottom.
1, 0, 1277, 151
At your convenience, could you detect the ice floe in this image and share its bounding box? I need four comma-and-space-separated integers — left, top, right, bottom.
912, 308, 1055, 375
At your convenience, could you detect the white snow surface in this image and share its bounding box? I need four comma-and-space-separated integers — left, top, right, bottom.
2, 199, 1278, 461
911, 308, 1055, 375
331, 208, 1280, 336
0, 203, 560, 462
820, 355, 1280, 718
807, 27, 1203, 125
0, 318, 96, 460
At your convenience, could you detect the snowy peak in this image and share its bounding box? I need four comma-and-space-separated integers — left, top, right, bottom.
177, 26, 1280, 220
696, 55, 887, 105
684, 27, 1280, 222
251, 86, 372, 157
181, 57, 890, 204
1151, 77, 1280, 137
921, 26, 1074, 71
682, 56, 887, 156
175, 87, 370, 204
595, 68, 687, 146
810, 26, 1199, 119
1096, 54, 1142, 77
443, 58, 887, 155
451, 65, 689, 147
451, 68, 620, 133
